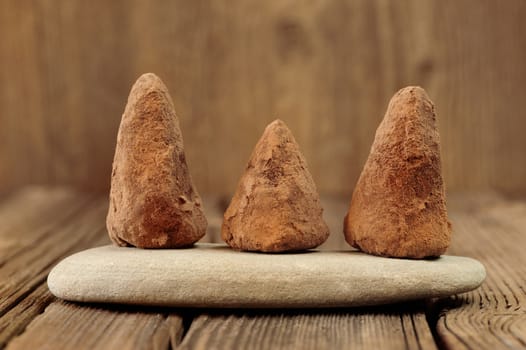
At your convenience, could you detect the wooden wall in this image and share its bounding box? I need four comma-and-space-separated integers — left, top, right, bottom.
1, 0, 525, 196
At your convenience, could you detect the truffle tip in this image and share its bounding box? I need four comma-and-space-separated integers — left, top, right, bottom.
265, 119, 292, 133
130, 72, 166, 93
137, 72, 162, 82
395, 85, 430, 100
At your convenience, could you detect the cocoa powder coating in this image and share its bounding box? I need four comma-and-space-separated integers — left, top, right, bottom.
107, 73, 207, 248
344, 86, 451, 259
222, 120, 330, 252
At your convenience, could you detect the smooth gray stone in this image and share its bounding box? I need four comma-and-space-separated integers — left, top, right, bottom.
48, 244, 486, 308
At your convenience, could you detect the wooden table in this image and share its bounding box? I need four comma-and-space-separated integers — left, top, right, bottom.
1, 187, 525, 349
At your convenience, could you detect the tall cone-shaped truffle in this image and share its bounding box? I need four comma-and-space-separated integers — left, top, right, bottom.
107, 73, 207, 248
344, 86, 451, 259
222, 120, 329, 252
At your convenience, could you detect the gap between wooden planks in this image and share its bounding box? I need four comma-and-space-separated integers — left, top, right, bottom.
1, 187, 525, 349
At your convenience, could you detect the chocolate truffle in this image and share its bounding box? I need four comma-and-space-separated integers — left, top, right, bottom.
222, 120, 329, 252
344, 87, 451, 258
107, 73, 207, 248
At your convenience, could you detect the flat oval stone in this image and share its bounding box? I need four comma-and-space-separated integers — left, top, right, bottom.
48, 244, 486, 308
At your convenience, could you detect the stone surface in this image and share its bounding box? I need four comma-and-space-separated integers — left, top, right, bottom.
222, 120, 329, 252
48, 244, 486, 308
344, 86, 451, 259
107, 73, 207, 248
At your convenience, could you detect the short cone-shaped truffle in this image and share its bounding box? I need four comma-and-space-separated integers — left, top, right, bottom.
222, 120, 330, 252
107, 73, 207, 248
344, 86, 451, 259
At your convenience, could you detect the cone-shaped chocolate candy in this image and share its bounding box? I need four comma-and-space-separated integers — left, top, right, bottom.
107, 73, 207, 248
222, 120, 329, 252
344, 86, 451, 259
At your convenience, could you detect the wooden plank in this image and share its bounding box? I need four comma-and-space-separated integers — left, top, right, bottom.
1, 1, 526, 195
0, 187, 92, 264
6, 302, 179, 350
432, 194, 526, 349
0, 188, 186, 349
0, 1, 52, 189
0, 188, 99, 316
0, 284, 54, 348
0, 197, 108, 316
179, 307, 436, 350
0, 188, 110, 346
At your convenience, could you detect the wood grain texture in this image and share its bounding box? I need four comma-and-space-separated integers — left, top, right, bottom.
431, 193, 526, 349
0, 187, 91, 265
6, 302, 182, 350
0, 189, 102, 315
1, 1, 525, 195
0, 188, 187, 349
0, 284, 54, 348
179, 308, 436, 350
0, 188, 109, 347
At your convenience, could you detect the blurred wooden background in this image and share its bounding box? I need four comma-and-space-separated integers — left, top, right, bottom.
1, 0, 525, 196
